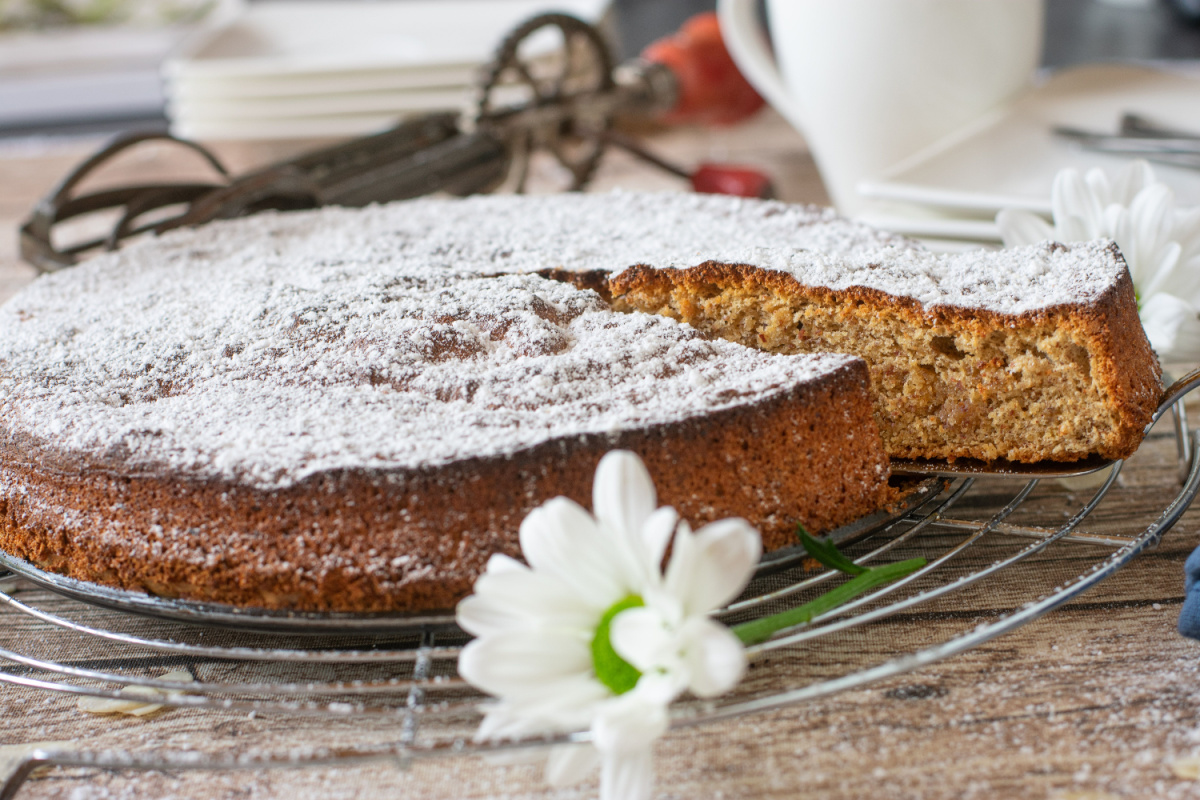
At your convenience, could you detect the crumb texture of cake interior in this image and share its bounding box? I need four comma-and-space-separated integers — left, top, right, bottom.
610, 240, 1162, 464
0, 193, 903, 612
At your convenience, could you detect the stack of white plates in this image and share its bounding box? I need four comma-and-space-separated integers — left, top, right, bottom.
165, 0, 610, 140
853, 62, 1200, 250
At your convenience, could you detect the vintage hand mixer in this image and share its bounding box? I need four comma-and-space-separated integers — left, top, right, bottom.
19, 11, 768, 274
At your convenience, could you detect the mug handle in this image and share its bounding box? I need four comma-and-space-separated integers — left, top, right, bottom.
716, 0, 805, 129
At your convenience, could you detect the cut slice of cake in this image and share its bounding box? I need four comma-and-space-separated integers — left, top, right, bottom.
609, 240, 1161, 464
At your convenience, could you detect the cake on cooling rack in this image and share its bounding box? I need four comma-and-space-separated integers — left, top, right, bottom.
611, 240, 1161, 464
0, 193, 1161, 613
0, 193, 903, 613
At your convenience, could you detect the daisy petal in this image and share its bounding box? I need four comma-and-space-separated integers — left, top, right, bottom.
520, 498, 625, 607
601, 749, 655, 800
1085, 166, 1112, 207
593, 450, 656, 540
1115, 159, 1156, 205
458, 632, 591, 698
640, 506, 678, 573
1140, 293, 1200, 367
631, 668, 688, 705
1169, 208, 1200, 304
610, 606, 675, 673
1139, 241, 1182, 300
592, 693, 669, 753
996, 209, 1054, 248
1175, 206, 1200, 252
1053, 169, 1101, 237
476, 702, 544, 742
1131, 184, 1176, 258
475, 687, 602, 741
546, 743, 601, 787
678, 617, 747, 697
457, 568, 594, 637
665, 518, 761, 615
483, 553, 525, 574
1089, 161, 1113, 206
497, 673, 612, 730
456, 594, 522, 639
1057, 213, 1092, 243
1101, 204, 1125, 243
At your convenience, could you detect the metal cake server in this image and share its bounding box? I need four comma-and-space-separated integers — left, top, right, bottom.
18, 12, 767, 274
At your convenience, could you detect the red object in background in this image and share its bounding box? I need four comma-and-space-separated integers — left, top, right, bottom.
641, 12, 765, 126
635, 12, 773, 198
690, 163, 774, 198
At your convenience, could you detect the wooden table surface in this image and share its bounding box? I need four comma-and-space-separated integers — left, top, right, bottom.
1, 112, 1200, 800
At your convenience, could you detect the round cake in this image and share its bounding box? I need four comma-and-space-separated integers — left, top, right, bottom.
0, 192, 1160, 613
0, 193, 902, 613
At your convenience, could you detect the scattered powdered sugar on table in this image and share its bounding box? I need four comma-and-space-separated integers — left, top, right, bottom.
0, 192, 1126, 488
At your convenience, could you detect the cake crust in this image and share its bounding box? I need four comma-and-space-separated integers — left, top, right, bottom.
0, 360, 885, 612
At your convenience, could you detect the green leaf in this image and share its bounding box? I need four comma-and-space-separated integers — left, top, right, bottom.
591, 595, 645, 695
798, 525, 867, 575
732, 557, 927, 646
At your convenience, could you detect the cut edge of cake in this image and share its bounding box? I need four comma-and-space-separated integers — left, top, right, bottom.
609, 240, 1162, 464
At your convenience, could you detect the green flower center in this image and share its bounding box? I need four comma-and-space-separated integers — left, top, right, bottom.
591, 595, 644, 695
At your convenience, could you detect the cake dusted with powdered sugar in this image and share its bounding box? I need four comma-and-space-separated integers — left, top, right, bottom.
0, 193, 1160, 612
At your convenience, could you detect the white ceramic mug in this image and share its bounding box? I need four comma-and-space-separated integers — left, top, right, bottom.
717, 0, 1044, 215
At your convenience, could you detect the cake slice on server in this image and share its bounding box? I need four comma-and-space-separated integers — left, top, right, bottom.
610, 239, 1160, 465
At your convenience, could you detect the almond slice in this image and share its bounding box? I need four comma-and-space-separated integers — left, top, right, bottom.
77, 669, 194, 717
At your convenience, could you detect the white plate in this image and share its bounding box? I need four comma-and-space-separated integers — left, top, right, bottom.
858, 63, 1200, 217
165, 0, 610, 81
855, 213, 1001, 243
169, 113, 420, 140
166, 65, 480, 100
164, 0, 609, 139
169, 88, 475, 120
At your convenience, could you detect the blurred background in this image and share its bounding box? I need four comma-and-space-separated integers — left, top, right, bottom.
1, 0, 1198, 141
5, 0, 1200, 272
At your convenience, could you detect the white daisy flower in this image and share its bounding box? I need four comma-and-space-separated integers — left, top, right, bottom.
456, 450, 760, 800
996, 159, 1200, 368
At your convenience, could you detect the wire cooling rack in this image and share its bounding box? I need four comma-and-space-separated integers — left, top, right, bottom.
1, 378, 1198, 798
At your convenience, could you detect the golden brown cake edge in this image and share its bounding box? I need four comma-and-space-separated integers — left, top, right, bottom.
0, 359, 887, 612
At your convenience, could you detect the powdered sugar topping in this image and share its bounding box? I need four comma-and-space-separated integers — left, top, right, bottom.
0, 193, 1126, 488
736, 240, 1127, 315
0, 196, 864, 488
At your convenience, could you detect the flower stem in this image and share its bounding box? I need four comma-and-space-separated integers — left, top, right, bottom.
732, 557, 927, 645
